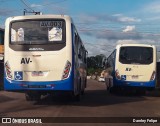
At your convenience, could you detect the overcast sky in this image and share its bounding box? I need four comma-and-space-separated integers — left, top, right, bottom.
1, 0, 160, 56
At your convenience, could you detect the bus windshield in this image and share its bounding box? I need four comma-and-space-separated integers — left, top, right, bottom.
10, 20, 65, 45
119, 46, 153, 64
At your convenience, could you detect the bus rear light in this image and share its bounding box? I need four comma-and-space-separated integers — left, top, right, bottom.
5, 61, 12, 79
62, 61, 71, 80
19, 84, 28, 87
46, 84, 55, 88
115, 69, 121, 80
150, 71, 156, 81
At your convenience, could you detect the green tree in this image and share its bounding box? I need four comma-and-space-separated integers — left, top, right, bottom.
87, 54, 106, 75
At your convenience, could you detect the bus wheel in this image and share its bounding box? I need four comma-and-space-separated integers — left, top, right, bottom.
25, 92, 41, 101
71, 91, 81, 102
74, 93, 81, 101
81, 89, 84, 95
107, 78, 112, 92
25, 93, 34, 101
109, 87, 115, 94
109, 86, 119, 94
81, 82, 85, 95
84, 78, 87, 88
73, 80, 81, 101
137, 89, 146, 95
34, 94, 41, 101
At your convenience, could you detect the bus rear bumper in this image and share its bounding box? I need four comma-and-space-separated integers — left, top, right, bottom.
113, 79, 156, 89
4, 77, 74, 92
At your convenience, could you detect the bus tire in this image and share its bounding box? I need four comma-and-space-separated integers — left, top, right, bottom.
34, 94, 41, 101
73, 80, 81, 101
25, 92, 41, 101
137, 89, 146, 95
74, 93, 81, 101
25, 93, 34, 101
81, 79, 85, 95
110, 86, 119, 94
109, 87, 115, 94
107, 78, 112, 92
81, 89, 84, 95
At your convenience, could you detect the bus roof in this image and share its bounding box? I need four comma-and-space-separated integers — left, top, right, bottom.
116, 43, 155, 48
6, 14, 72, 22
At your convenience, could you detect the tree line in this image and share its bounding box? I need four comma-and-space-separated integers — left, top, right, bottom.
87, 54, 106, 76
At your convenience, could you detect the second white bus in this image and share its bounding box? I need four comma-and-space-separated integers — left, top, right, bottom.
105, 44, 156, 94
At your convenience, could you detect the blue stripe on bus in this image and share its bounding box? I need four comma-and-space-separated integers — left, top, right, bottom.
113, 78, 156, 88
4, 69, 74, 91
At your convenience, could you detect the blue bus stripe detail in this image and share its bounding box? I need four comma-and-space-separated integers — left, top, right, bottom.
113, 78, 156, 88
4, 69, 74, 91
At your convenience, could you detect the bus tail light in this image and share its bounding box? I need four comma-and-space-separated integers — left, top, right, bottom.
150, 71, 156, 81
62, 61, 71, 80
5, 61, 12, 79
115, 69, 121, 80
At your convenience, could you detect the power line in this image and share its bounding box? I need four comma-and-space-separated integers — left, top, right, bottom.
28, 0, 68, 15
20, 0, 34, 12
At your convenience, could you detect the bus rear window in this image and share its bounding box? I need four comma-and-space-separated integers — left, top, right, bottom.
10, 20, 66, 45
119, 46, 153, 64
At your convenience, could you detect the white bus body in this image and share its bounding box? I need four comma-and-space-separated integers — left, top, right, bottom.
105, 44, 156, 91
4, 15, 87, 101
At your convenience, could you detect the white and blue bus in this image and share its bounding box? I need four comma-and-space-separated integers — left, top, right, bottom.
4, 15, 87, 101
105, 44, 156, 93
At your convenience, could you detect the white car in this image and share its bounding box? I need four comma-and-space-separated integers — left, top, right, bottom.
98, 77, 105, 82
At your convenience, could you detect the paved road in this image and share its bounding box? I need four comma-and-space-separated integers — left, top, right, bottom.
0, 79, 160, 126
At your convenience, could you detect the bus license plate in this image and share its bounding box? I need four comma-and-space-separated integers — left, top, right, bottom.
32, 71, 44, 76
132, 75, 138, 79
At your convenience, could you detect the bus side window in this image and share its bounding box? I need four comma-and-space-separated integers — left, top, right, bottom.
106, 62, 110, 69
78, 47, 82, 59
84, 51, 87, 64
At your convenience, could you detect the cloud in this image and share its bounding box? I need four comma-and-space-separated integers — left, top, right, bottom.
30, 4, 44, 11
142, 1, 160, 21
118, 17, 141, 22
144, 1, 160, 14
76, 14, 98, 24
0, 9, 14, 16
76, 12, 159, 56
85, 37, 160, 57
117, 40, 147, 45
113, 14, 141, 23
147, 16, 160, 21
30, 4, 43, 8
75, 14, 141, 24
0, 24, 4, 28
80, 29, 142, 40
84, 39, 116, 56
82, 29, 160, 56
122, 26, 135, 33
